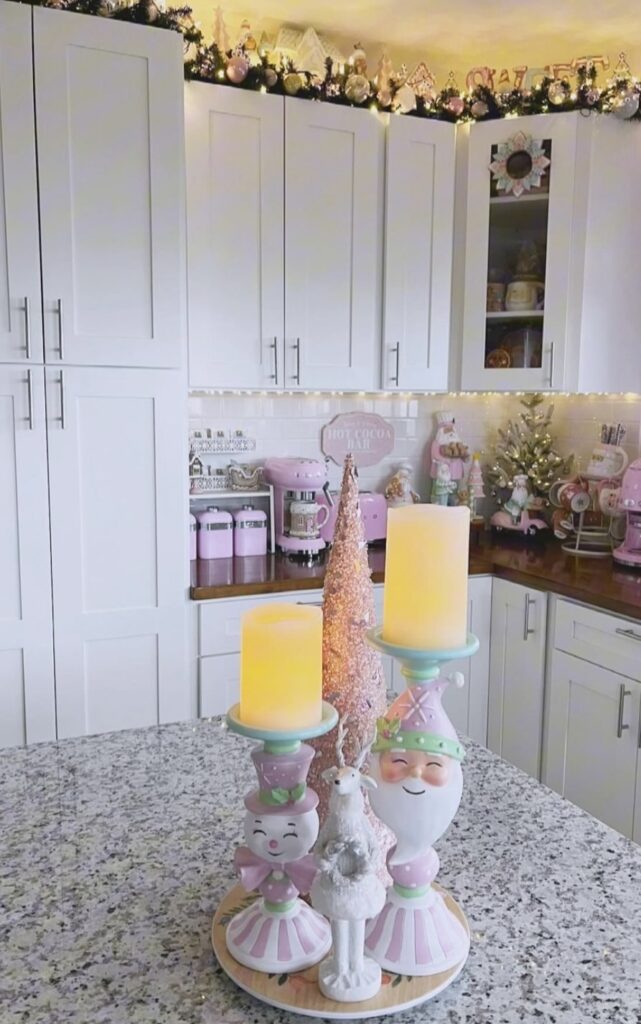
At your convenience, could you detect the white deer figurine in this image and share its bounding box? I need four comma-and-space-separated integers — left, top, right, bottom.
311, 718, 386, 1003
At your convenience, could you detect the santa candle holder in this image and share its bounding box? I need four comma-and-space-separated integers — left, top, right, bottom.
363, 628, 479, 978
221, 701, 338, 974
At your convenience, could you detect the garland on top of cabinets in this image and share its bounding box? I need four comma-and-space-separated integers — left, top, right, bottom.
16, 2, 641, 125
185, 45, 641, 123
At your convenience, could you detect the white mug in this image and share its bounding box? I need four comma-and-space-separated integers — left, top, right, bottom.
289, 500, 329, 539
585, 443, 629, 481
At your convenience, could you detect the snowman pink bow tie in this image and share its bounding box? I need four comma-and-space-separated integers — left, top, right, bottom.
235, 848, 318, 894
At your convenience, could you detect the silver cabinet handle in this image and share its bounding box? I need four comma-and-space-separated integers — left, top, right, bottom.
617, 682, 631, 738
26, 370, 34, 430
391, 342, 400, 385
55, 299, 64, 359
523, 593, 536, 641
58, 371, 66, 429
293, 338, 301, 385
23, 297, 31, 359
616, 627, 641, 643
269, 337, 279, 384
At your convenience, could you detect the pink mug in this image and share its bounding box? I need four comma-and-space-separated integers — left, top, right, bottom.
557, 481, 591, 513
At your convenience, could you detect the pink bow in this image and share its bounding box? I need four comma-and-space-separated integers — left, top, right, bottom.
235, 847, 318, 895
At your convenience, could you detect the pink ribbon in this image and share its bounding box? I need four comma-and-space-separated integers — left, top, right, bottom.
235, 847, 318, 895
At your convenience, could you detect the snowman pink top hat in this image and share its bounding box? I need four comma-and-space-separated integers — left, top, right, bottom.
372, 679, 465, 761
244, 742, 319, 815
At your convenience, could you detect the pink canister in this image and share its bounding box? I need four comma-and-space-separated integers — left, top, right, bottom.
189, 513, 198, 560
234, 504, 267, 557
197, 506, 233, 559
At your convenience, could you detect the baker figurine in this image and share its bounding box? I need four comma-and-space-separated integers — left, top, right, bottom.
429, 411, 470, 506
226, 743, 331, 973
365, 677, 470, 975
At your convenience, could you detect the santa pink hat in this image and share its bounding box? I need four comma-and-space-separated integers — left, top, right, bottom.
372, 678, 465, 761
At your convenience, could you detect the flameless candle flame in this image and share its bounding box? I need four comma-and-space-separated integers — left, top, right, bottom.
383, 505, 469, 650
240, 603, 323, 730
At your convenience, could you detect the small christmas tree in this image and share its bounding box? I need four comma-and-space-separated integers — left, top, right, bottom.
468, 453, 485, 519
488, 393, 573, 503
309, 455, 388, 826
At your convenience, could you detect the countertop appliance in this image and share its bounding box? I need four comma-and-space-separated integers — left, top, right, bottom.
613, 458, 641, 567
317, 490, 388, 544
263, 457, 332, 561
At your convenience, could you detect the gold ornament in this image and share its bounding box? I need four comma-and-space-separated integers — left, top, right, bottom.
344, 73, 370, 104
283, 71, 303, 95
547, 79, 569, 105
377, 85, 393, 108
264, 67, 278, 88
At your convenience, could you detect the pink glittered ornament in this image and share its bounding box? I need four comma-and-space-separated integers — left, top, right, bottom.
264, 67, 278, 88
447, 95, 465, 116
226, 55, 249, 84
471, 99, 489, 118
585, 87, 600, 105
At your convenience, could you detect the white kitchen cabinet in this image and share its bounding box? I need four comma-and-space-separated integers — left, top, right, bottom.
0, 4, 43, 365
0, 366, 56, 747
460, 112, 641, 393
185, 85, 284, 389
46, 367, 187, 738
34, 8, 185, 369
634, 757, 641, 845
544, 650, 640, 838
383, 117, 456, 391
284, 99, 384, 390
488, 578, 547, 777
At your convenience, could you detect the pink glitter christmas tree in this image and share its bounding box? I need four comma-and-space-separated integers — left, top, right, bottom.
309, 455, 389, 831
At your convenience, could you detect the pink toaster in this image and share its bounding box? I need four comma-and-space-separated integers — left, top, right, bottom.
317, 490, 387, 544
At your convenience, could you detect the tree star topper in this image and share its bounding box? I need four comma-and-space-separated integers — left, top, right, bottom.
489, 132, 551, 197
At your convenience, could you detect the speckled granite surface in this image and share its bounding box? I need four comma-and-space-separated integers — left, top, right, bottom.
1, 720, 640, 1024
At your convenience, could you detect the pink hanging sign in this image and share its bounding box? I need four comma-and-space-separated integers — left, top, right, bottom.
321, 412, 395, 467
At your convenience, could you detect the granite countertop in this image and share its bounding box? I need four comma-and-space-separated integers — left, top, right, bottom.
2, 720, 641, 1023
191, 537, 641, 621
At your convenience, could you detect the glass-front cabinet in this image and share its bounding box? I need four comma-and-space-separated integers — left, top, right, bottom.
461, 114, 579, 391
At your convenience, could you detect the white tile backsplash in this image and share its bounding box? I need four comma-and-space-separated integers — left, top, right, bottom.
189, 392, 641, 501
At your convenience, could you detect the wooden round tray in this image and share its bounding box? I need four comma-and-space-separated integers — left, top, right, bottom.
212, 885, 469, 1020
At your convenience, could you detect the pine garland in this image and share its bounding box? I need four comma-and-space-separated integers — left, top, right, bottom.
488, 394, 573, 503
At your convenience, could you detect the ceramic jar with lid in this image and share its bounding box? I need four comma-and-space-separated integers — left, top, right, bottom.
233, 504, 267, 557
197, 506, 233, 559
189, 513, 198, 560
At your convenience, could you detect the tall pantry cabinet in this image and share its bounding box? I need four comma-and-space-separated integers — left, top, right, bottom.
0, 4, 188, 746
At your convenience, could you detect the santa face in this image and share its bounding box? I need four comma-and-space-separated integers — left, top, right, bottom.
368, 749, 462, 866
243, 808, 319, 864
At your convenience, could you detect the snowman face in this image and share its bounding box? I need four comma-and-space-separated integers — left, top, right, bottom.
244, 808, 319, 863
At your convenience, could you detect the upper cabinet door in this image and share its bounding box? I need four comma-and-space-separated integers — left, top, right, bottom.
0, 366, 55, 747
383, 117, 455, 391
0, 4, 43, 364
33, 9, 185, 368
461, 113, 578, 391
185, 85, 284, 389
46, 366, 188, 739
284, 100, 384, 391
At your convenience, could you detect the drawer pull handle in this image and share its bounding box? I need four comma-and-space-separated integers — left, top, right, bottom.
523, 594, 535, 642
23, 297, 31, 359
391, 342, 400, 386
269, 337, 279, 384
615, 627, 641, 643
617, 683, 631, 739
26, 370, 34, 430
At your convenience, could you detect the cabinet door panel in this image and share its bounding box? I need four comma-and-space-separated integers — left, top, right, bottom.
0, 4, 43, 364
200, 652, 240, 717
34, 8, 185, 368
0, 367, 55, 746
383, 117, 455, 390
186, 85, 284, 389
488, 578, 547, 776
285, 100, 383, 390
544, 651, 639, 838
461, 113, 578, 391
47, 367, 187, 738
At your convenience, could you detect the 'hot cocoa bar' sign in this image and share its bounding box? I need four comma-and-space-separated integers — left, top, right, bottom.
321, 412, 395, 467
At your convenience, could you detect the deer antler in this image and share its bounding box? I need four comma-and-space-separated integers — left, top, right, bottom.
354, 725, 376, 772
335, 715, 349, 768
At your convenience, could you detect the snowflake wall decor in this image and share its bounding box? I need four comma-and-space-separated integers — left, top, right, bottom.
489, 132, 551, 197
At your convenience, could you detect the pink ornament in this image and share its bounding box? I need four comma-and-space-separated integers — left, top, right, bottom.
447, 95, 465, 116
226, 55, 249, 84
264, 67, 278, 88
471, 99, 489, 118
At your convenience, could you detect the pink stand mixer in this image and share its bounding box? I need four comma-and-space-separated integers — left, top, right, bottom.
613, 458, 641, 568
263, 457, 333, 563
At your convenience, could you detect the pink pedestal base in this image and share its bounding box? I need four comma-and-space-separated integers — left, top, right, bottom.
365, 885, 470, 977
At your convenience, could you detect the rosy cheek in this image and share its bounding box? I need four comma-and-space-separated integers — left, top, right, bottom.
423, 763, 449, 787
380, 758, 409, 783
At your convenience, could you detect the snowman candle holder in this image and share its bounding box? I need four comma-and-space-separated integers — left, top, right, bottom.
363, 627, 479, 978
221, 701, 338, 975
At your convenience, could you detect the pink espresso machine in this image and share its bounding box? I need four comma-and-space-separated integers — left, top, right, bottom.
613, 458, 641, 567
263, 457, 333, 561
